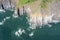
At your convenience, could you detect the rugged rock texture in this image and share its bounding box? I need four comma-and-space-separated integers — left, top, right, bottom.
42, 0, 60, 22
0, 2, 2, 9
0, 0, 15, 10
0, 0, 60, 22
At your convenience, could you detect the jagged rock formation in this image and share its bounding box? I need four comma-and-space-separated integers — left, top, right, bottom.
20, 0, 60, 28
13, 6, 27, 18
0, 0, 60, 26
40, 0, 60, 23
0, 0, 15, 10
0, 2, 2, 9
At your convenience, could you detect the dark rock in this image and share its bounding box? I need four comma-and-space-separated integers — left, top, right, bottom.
17, 8, 20, 16
19, 7, 24, 15
1, 4, 4, 9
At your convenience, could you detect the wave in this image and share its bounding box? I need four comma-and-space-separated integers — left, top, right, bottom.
0, 9, 5, 12
0, 17, 10, 25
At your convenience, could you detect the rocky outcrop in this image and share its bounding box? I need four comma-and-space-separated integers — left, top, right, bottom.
13, 6, 27, 18
40, 0, 60, 22
0, 0, 15, 10
0, 2, 2, 9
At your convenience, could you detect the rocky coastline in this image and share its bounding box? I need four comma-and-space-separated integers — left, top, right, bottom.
0, 0, 60, 27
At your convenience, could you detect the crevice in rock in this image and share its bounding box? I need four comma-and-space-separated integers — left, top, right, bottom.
17, 8, 20, 16
1, 3, 4, 9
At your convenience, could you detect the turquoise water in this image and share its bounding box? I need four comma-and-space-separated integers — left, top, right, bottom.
0, 10, 60, 40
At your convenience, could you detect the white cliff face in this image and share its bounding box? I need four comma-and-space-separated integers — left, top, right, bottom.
25, 0, 60, 29
0, 0, 60, 28
28, 13, 60, 29
0, 1, 5, 12
0, 2, 2, 9
0, 0, 15, 10
2, 0, 11, 9
19, 7, 24, 15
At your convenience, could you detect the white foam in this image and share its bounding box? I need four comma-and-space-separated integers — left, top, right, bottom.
47, 24, 52, 27
12, 10, 18, 18
0, 9, 5, 12
12, 14, 18, 18
15, 29, 25, 36
29, 32, 34, 37
6, 17, 10, 19
15, 31, 20, 36
0, 22, 3, 25
52, 20, 59, 23
29, 24, 37, 29
0, 17, 10, 25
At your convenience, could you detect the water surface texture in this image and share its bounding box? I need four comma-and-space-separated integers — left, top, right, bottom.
0, 10, 60, 40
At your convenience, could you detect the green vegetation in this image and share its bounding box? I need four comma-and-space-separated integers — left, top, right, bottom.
17, 0, 28, 6
40, 0, 52, 9
58, 0, 60, 1
56, 0, 60, 2
16, 0, 36, 7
